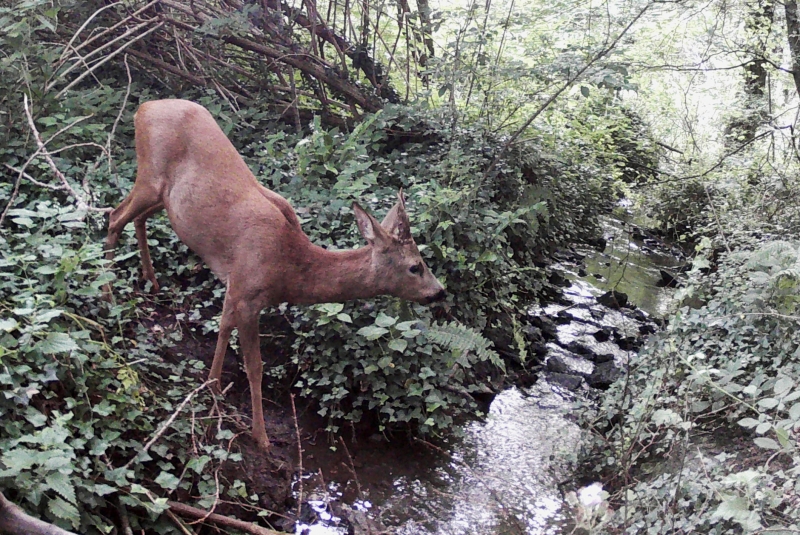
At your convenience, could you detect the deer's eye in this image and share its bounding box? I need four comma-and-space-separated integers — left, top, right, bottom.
409, 264, 422, 275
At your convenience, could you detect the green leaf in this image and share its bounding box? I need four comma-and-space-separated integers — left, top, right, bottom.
93, 484, 117, 497
357, 325, 389, 340
753, 437, 780, 450
476, 251, 498, 263
0, 318, 18, 332
712, 495, 749, 521
36, 333, 79, 354
46, 471, 76, 504
155, 471, 181, 491
388, 339, 408, 352
757, 397, 779, 409
336, 313, 352, 323
48, 497, 80, 527
737, 417, 759, 429
774, 377, 793, 395
374, 313, 397, 328
789, 402, 800, 421
317, 303, 344, 315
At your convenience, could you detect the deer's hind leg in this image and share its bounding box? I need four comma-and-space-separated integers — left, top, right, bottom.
103, 181, 163, 300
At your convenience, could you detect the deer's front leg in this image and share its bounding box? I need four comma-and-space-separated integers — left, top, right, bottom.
237, 310, 270, 451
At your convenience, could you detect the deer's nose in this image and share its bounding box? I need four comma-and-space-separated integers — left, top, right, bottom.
425, 289, 447, 304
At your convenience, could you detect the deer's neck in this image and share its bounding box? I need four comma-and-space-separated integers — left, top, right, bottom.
289, 243, 380, 305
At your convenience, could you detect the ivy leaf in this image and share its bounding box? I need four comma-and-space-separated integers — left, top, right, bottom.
155, 471, 181, 491
357, 325, 389, 340
374, 313, 397, 328
388, 339, 408, 352
712, 495, 749, 521
0, 318, 18, 332
36, 333, 79, 354
789, 403, 800, 421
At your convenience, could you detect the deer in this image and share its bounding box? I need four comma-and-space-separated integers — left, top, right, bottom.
103, 99, 446, 451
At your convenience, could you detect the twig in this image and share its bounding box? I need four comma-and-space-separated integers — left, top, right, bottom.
290, 393, 304, 519
56, 22, 166, 98
167, 501, 284, 535
122, 379, 216, 471
338, 437, 363, 499
106, 53, 132, 188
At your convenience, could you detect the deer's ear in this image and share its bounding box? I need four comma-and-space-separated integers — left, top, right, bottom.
381, 191, 412, 243
353, 202, 385, 245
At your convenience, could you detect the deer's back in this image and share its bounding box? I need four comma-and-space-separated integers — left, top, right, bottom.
135, 99, 300, 280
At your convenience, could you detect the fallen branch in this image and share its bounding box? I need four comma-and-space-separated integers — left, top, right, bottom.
122, 379, 216, 471
22, 95, 111, 214
0, 492, 79, 535
167, 501, 284, 535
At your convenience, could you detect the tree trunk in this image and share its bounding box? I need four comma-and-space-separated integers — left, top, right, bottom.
786, 0, 800, 98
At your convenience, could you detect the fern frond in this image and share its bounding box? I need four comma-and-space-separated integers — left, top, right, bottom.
426, 321, 505, 371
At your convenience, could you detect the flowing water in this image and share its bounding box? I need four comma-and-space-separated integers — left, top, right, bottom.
296, 215, 685, 535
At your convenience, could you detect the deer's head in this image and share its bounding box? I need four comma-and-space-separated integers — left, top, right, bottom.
353, 191, 446, 305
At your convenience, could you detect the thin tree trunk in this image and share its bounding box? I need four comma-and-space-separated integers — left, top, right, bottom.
786, 0, 800, 97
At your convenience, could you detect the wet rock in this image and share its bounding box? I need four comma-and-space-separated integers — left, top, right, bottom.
555, 310, 575, 324
548, 271, 569, 287
578, 267, 588, 277
585, 236, 607, 251
594, 353, 615, 364
340, 506, 388, 535
548, 373, 584, 391
597, 290, 628, 309
592, 326, 615, 342
616, 336, 642, 351
658, 269, 681, 288
631, 228, 648, 241
546, 355, 571, 374
638, 323, 658, 336
589, 308, 605, 320
587, 361, 623, 389
625, 307, 649, 322
522, 327, 548, 360
564, 341, 595, 358
528, 316, 558, 340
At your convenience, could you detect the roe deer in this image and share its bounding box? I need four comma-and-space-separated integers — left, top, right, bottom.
104, 99, 446, 450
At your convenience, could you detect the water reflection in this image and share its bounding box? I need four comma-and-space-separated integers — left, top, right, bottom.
385, 384, 578, 535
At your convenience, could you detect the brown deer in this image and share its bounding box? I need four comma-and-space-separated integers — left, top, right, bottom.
103, 99, 446, 450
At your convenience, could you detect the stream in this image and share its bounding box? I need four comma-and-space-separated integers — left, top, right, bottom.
295, 214, 686, 535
